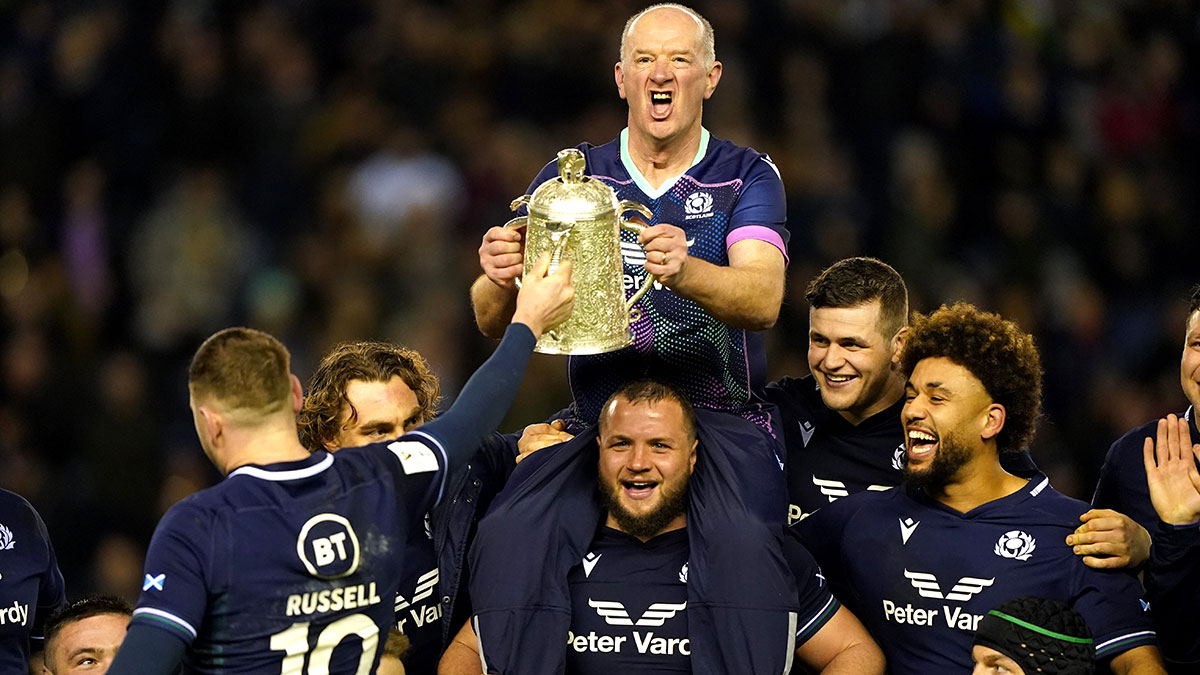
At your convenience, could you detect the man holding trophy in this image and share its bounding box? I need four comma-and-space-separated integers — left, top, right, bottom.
465, 4, 798, 674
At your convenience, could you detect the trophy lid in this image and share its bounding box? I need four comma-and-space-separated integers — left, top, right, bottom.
528, 148, 618, 221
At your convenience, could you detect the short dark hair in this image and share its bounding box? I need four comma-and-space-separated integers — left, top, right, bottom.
297, 341, 440, 451
44, 595, 133, 652
189, 327, 291, 416
805, 257, 909, 338
901, 303, 1043, 456
599, 379, 697, 442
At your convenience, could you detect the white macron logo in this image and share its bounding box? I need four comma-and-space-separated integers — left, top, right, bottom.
582, 552, 602, 578
798, 420, 816, 447
904, 569, 995, 601
589, 599, 687, 627
899, 517, 920, 544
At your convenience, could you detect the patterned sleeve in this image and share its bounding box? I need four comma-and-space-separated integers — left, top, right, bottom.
783, 529, 841, 645
130, 501, 213, 645
726, 154, 788, 262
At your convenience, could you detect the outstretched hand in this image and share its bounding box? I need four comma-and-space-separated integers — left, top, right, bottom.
1143, 414, 1200, 526
511, 253, 574, 338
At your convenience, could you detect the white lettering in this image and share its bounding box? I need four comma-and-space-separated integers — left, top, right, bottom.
410, 603, 442, 627
633, 631, 689, 655
0, 602, 29, 626
882, 600, 934, 626
943, 605, 984, 631
283, 583, 382, 618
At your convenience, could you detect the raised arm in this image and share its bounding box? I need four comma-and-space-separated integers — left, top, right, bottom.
425, 254, 573, 465
470, 224, 525, 337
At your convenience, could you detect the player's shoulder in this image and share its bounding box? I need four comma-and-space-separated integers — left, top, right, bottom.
0, 488, 37, 517
1104, 417, 1165, 466
999, 477, 1089, 530
702, 134, 781, 179
765, 374, 823, 416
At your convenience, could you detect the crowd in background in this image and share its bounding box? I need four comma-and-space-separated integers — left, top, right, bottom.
0, 0, 1196, 603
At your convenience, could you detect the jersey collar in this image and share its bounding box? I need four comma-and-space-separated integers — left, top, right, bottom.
228, 451, 333, 481
619, 127, 710, 199
908, 471, 1050, 518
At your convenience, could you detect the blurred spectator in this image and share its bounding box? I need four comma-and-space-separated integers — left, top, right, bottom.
0, 0, 1195, 595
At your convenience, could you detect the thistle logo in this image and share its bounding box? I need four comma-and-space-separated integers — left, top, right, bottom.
589, 599, 687, 627
0, 523, 14, 550
891, 444, 906, 471
904, 569, 995, 601
683, 191, 713, 218
994, 530, 1036, 561
678, 562, 688, 584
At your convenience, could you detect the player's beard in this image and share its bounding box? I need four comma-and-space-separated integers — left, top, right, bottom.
599, 474, 690, 540
903, 431, 973, 496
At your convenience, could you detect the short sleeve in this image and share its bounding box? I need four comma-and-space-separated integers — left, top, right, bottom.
131, 502, 213, 644
1069, 564, 1158, 660
783, 530, 840, 645
726, 155, 788, 260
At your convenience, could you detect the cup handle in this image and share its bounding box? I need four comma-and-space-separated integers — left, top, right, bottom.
618, 201, 656, 313
503, 214, 528, 289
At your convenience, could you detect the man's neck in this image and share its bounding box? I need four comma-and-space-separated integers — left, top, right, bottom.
220, 424, 312, 476
605, 512, 687, 543
928, 451, 1028, 514
625, 123, 704, 190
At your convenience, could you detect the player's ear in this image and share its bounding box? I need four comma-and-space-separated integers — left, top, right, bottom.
199, 406, 223, 446
289, 374, 303, 415
981, 403, 1006, 442
615, 61, 627, 100
891, 325, 909, 365
704, 60, 722, 98
688, 438, 698, 473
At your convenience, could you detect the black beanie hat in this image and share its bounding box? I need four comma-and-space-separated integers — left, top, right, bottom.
974, 597, 1095, 674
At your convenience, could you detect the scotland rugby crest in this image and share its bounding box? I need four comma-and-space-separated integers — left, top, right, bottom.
993, 530, 1036, 561
0, 524, 13, 550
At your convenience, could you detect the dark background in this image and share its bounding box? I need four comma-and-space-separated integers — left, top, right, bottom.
0, 0, 1196, 602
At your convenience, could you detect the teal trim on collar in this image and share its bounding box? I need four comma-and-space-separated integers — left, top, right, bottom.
619, 127, 711, 199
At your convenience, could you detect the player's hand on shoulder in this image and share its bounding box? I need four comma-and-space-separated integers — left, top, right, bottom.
511, 253, 574, 338
479, 225, 525, 290
516, 419, 574, 464
1142, 414, 1200, 526
1068, 509, 1151, 569
638, 223, 689, 286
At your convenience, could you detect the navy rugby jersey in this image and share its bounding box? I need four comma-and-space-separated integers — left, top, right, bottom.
566, 526, 838, 675
131, 438, 444, 673
0, 489, 66, 671
394, 527, 440, 675
524, 128, 788, 425
1093, 406, 1200, 668
766, 374, 1039, 526
766, 375, 906, 525
796, 474, 1156, 674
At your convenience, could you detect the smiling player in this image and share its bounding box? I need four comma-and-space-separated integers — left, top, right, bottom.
796, 303, 1164, 674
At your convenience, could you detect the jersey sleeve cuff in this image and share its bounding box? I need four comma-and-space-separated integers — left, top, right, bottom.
131, 607, 198, 642
726, 226, 788, 266
795, 595, 841, 645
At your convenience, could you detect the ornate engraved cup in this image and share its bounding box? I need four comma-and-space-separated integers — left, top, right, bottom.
506, 148, 654, 354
